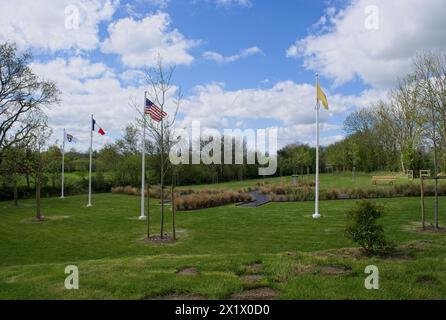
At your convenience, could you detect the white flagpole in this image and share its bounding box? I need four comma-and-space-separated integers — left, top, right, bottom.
61, 128, 65, 199
87, 114, 93, 207
139, 92, 147, 220
313, 73, 321, 219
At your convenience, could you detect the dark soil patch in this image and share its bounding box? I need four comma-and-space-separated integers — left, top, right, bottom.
177, 267, 198, 276
318, 265, 352, 276
402, 240, 434, 250
22, 216, 49, 223
229, 287, 279, 300
22, 216, 71, 224
144, 234, 176, 244
312, 246, 415, 261
295, 264, 317, 275
297, 264, 353, 276
243, 262, 263, 273
240, 275, 263, 283
415, 226, 446, 234
149, 293, 205, 300
311, 247, 365, 259
377, 250, 414, 261
416, 274, 441, 286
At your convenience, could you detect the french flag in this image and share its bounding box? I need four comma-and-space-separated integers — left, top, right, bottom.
92, 118, 105, 136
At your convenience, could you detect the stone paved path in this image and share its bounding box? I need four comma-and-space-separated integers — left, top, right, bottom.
238, 191, 270, 208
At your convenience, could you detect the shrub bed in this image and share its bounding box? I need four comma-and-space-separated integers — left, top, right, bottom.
175, 190, 253, 211
261, 182, 446, 202
111, 186, 254, 211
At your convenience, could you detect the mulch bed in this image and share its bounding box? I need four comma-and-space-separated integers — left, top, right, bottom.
242, 262, 263, 273
415, 226, 446, 234
22, 216, 71, 223
177, 267, 199, 276
317, 265, 353, 276
240, 275, 263, 283
144, 234, 176, 244
296, 264, 353, 276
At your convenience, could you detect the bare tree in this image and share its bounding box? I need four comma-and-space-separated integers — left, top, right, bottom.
0, 43, 60, 158
131, 56, 181, 239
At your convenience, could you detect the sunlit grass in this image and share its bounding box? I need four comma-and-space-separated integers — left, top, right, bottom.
0, 193, 445, 299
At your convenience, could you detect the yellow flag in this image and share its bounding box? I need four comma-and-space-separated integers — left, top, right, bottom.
317, 83, 329, 110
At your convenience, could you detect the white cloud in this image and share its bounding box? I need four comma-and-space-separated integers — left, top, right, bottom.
31, 57, 384, 151
30, 57, 143, 150
142, 0, 170, 8
31, 56, 183, 151
195, 0, 252, 9
0, 0, 117, 51
101, 13, 198, 67
277, 125, 344, 147
287, 0, 446, 88
214, 0, 252, 8
178, 81, 382, 147
119, 69, 146, 85
203, 46, 263, 63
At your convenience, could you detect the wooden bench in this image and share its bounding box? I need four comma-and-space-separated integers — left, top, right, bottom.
372, 176, 396, 185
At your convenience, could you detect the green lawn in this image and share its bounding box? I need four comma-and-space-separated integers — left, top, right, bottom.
14, 171, 440, 194
0, 193, 445, 299
187, 171, 436, 191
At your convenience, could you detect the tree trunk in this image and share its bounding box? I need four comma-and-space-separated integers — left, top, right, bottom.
433, 142, 439, 229
13, 180, 18, 207
400, 152, 406, 173
432, 110, 439, 229
171, 181, 176, 241
36, 176, 42, 221
160, 156, 165, 239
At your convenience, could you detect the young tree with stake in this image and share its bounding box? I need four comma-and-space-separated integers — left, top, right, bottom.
131, 56, 181, 239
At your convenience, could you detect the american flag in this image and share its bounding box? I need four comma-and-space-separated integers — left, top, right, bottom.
145, 98, 167, 122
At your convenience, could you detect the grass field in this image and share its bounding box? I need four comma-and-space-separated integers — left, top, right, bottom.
1, 192, 445, 300
187, 171, 446, 191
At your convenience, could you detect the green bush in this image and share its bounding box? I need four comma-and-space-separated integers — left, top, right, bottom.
345, 200, 393, 255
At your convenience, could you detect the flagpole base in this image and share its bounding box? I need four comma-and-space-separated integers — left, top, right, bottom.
312, 213, 322, 219
138, 215, 147, 220
86, 204, 93, 208
60, 196, 65, 199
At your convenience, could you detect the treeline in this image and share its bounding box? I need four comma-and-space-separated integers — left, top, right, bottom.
327, 52, 446, 175
288, 52, 446, 175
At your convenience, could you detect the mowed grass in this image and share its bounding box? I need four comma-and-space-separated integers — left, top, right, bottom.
186, 172, 437, 191
0, 193, 445, 299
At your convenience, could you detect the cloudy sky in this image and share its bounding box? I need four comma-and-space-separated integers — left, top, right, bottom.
1, 0, 445, 151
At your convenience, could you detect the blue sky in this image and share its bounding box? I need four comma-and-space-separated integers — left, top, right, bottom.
1, 0, 445, 150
